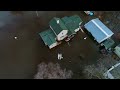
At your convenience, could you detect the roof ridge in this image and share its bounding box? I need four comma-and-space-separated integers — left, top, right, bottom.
47, 30, 56, 42
91, 19, 109, 37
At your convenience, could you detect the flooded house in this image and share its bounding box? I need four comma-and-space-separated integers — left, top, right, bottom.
39, 15, 83, 49
39, 28, 59, 49
61, 15, 82, 41
84, 18, 114, 50
49, 17, 68, 41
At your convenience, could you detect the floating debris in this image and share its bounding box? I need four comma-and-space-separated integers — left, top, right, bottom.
84, 37, 87, 40
58, 53, 63, 60
14, 36, 18, 40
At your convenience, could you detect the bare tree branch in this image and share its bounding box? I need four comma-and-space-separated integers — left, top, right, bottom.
34, 62, 73, 79
83, 54, 119, 79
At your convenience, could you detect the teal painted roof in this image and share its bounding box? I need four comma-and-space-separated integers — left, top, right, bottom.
102, 38, 115, 49
62, 16, 75, 36
62, 15, 82, 36
39, 29, 56, 46
49, 17, 68, 35
69, 15, 83, 26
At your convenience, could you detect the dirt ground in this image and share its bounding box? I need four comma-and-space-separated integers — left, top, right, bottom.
0, 11, 118, 79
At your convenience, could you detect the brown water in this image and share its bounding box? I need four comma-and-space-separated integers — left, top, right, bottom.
0, 11, 100, 79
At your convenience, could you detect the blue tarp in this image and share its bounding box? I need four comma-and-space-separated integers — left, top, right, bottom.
84, 18, 114, 43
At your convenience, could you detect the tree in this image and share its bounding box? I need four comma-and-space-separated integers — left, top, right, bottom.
83, 54, 119, 79
34, 62, 73, 79
83, 63, 107, 79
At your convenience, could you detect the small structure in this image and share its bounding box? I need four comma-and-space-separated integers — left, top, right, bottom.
101, 38, 115, 50
114, 44, 120, 58
104, 62, 120, 79
58, 53, 63, 60
84, 18, 114, 43
39, 15, 83, 49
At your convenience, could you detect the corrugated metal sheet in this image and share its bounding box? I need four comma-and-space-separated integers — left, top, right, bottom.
61, 15, 82, 36
39, 29, 56, 46
49, 17, 68, 35
84, 18, 114, 43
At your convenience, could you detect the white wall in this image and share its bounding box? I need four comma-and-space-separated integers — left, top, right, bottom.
49, 42, 58, 49
57, 30, 68, 41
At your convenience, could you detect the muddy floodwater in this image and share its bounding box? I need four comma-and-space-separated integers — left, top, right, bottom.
0, 11, 101, 79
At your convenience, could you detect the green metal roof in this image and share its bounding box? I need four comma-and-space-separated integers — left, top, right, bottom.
69, 15, 83, 27
61, 15, 82, 36
61, 17, 75, 36
61, 16, 70, 22
102, 38, 115, 49
39, 29, 56, 46
49, 17, 68, 35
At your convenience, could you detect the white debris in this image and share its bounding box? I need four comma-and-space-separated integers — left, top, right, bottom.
84, 37, 87, 40
58, 53, 63, 60
14, 36, 18, 40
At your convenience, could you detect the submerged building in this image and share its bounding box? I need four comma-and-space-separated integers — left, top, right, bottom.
39, 15, 83, 49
